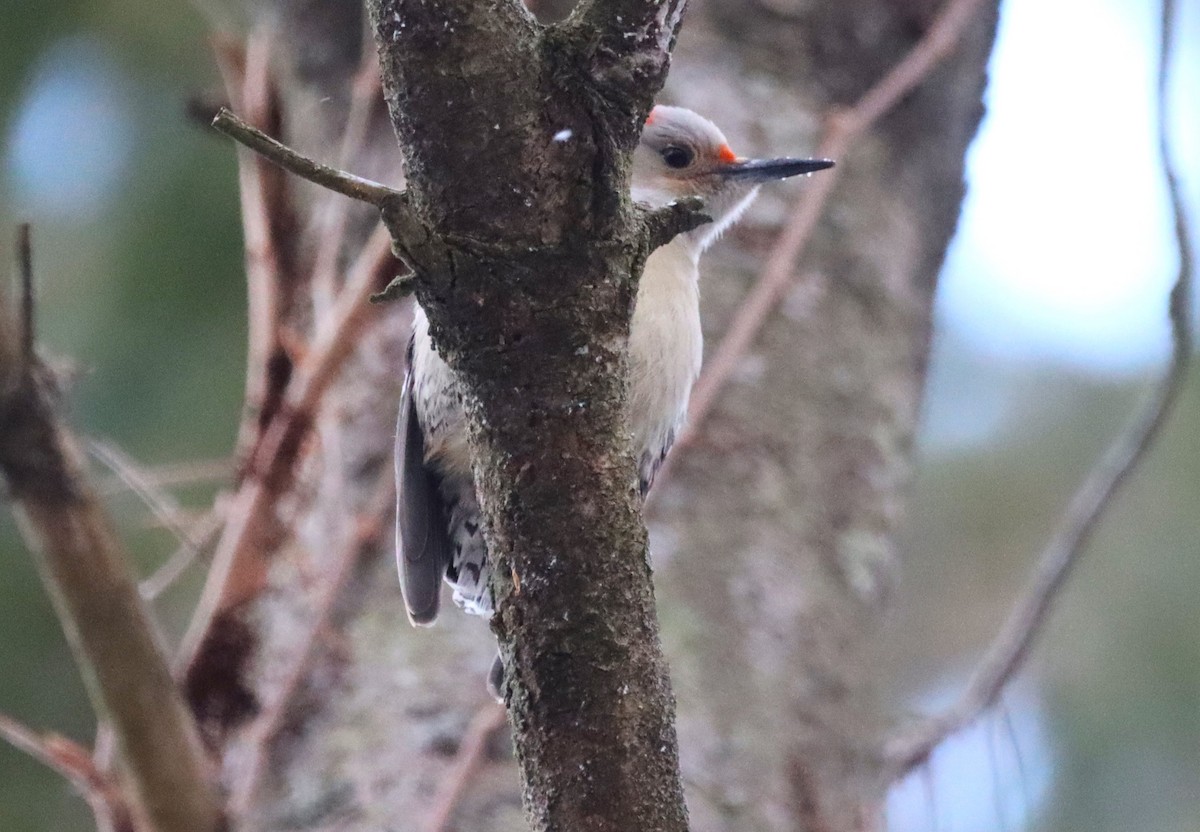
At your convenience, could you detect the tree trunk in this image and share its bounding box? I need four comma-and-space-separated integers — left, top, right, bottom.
215, 1, 999, 830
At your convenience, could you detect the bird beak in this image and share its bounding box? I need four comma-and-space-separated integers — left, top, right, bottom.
718, 157, 835, 182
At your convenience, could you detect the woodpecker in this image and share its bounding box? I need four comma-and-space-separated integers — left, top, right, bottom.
395, 105, 833, 694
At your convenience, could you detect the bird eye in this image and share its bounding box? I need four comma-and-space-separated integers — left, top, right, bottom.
661, 146, 693, 169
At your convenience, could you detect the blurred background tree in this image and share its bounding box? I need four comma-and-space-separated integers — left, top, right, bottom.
0, 0, 1196, 830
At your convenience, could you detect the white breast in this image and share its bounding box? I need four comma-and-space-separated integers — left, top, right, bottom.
627, 238, 703, 468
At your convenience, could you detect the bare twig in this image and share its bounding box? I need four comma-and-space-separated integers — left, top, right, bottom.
180, 225, 395, 665
0, 713, 135, 832
307, 43, 387, 531
232, 474, 396, 811
212, 108, 401, 207
17, 224, 33, 362
423, 702, 509, 832
651, 0, 989, 495
99, 456, 232, 494
90, 439, 225, 597
882, 0, 1193, 775
213, 33, 299, 479
311, 41, 385, 317
87, 439, 200, 549
0, 228, 224, 832
140, 505, 227, 600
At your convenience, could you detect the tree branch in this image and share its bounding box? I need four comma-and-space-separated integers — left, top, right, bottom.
882, 0, 1193, 775
98, 456, 231, 494
0, 713, 135, 832
639, 197, 710, 252
212, 32, 299, 482
212, 108, 402, 207
87, 438, 202, 552
423, 703, 509, 832
180, 225, 395, 740
0, 227, 224, 832
17, 224, 34, 362
310, 40, 384, 317
571, 0, 688, 49
367, 0, 692, 829
567, 0, 688, 122
140, 505, 226, 600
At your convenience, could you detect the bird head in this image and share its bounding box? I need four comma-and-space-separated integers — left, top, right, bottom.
632, 105, 833, 252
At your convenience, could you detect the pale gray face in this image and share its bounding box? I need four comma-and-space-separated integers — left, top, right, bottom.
632, 105, 834, 250
632, 105, 743, 208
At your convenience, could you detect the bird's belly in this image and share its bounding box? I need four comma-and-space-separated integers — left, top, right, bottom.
627, 245, 703, 491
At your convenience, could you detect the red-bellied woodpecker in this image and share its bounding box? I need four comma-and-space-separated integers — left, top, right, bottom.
395, 105, 833, 696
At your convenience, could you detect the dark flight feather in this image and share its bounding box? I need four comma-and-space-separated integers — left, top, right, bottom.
395, 338, 452, 626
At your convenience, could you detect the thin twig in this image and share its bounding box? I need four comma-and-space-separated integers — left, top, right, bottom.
17, 224, 33, 362
423, 702, 509, 832
213, 33, 296, 479
212, 108, 401, 207
0, 713, 89, 786
0, 229, 224, 832
87, 439, 200, 550
140, 505, 227, 600
232, 474, 396, 812
651, 0, 989, 497
99, 456, 232, 494
179, 225, 395, 666
307, 44, 386, 529
310, 40, 385, 318
883, 0, 1192, 775
0, 713, 135, 832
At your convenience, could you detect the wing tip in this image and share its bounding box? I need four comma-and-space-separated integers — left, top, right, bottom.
406, 606, 439, 627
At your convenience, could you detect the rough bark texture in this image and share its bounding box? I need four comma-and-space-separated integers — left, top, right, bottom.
366, 1, 697, 828
214, 0, 999, 831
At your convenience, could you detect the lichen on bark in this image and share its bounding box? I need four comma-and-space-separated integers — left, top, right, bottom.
365, 0, 696, 829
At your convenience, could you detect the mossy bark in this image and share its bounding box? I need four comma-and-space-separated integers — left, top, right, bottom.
366, 0, 693, 829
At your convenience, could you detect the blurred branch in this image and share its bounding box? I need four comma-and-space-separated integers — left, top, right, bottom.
311, 37, 384, 317
213, 32, 300, 480
0, 713, 135, 832
99, 456, 232, 494
650, 0, 989, 497
882, 0, 1193, 775
87, 439, 201, 549
212, 108, 402, 207
232, 473, 395, 811
86, 438, 227, 601
423, 702, 509, 832
17, 224, 33, 362
0, 226, 224, 832
140, 505, 227, 600
180, 226, 395, 684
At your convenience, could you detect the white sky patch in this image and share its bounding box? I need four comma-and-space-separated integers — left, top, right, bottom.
937, 0, 1199, 374
553, 128, 573, 143
887, 684, 1052, 832
4, 37, 135, 219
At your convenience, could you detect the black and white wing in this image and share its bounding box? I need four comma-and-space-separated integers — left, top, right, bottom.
395, 337, 452, 626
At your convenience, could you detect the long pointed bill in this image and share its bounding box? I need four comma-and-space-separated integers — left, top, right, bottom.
718, 157, 835, 182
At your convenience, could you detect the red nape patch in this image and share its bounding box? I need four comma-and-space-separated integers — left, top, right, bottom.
718, 144, 738, 163
646, 107, 658, 125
